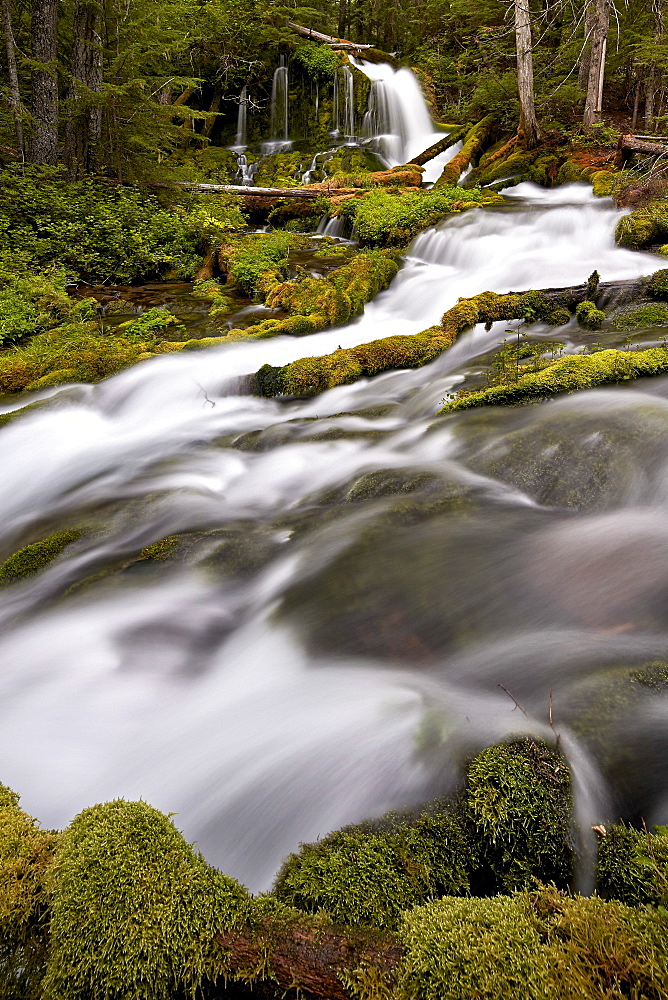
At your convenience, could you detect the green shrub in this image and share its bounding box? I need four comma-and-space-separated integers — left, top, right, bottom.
42, 799, 250, 1000
116, 306, 187, 341
228, 231, 295, 296
0, 272, 97, 347
0, 785, 57, 1000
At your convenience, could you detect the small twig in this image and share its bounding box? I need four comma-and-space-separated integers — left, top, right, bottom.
497, 683, 528, 716
195, 380, 215, 407
549, 689, 561, 750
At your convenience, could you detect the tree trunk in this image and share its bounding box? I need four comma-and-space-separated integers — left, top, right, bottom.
515, 0, 540, 148
578, 2, 597, 89
64, 1, 103, 178
30, 0, 59, 165
583, 0, 609, 127
644, 0, 665, 133
2, 0, 24, 157
632, 79, 641, 129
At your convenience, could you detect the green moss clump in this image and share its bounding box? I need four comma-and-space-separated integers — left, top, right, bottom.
612, 303, 668, 329
0, 530, 84, 584
1, 785, 57, 1000
396, 893, 551, 1000
597, 824, 668, 906
465, 739, 573, 893
591, 169, 619, 197
274, 805, 469, 930
647, 267, 668, 300
575, 299, 605, 329
440, 346, 668, 413
395, 887, 668, 1000
615, 205, 668, 250
226, 231, 295, 297
42, 799, 250, 1000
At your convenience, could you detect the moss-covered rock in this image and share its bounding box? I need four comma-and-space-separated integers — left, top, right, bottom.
612, 303, 668, 329
0, 785, 57, 1000
615, 204, 668, 250
42, 799, 250, 1000
465, 739, 573, 894
0, 530, 84, 584
597, 823, 668, 907
647, 267, 668, 300
575, 299, 605, 329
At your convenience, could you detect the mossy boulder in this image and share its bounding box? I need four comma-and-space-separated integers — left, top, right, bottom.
42, 799, 250, 1000
0, 785, 57, 1000
575, 300, 605, 329
647, 267, 668, 300
612, 303, 668, 329
597, 823, 668, 907
615, 205, 668, 250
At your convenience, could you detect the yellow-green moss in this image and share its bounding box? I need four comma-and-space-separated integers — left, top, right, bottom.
615, 204, 668, 250
575, 299, 605, 329
42, 799, 250, 1000
612, 303, 668, 329
440, 347, 668, 413
597, 824, 668, 906
0, 786, 57, 1000
435, 117, 494, 187
0, 530, 84, 584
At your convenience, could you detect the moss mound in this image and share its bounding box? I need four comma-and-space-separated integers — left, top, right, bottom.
575, 299, 605, 329
42, 799, 250, 1000
396, 887, 668, 1000
597, 823, 668, 906
612, 303, 668, 329
615, 205, 668, 250
0, 785, 57, 1000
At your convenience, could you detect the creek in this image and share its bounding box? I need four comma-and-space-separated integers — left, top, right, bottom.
1, 180, 667, 893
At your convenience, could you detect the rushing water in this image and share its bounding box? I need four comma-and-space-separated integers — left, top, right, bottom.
1, 186, 667, 893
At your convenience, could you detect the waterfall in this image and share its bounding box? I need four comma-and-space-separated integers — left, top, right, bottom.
270, 54, 289, 144
350, 57, 462, 183
342, 64, 355, 138
1, 187, 665, 893
234, 85, 247, 148
332, 70, 340, 134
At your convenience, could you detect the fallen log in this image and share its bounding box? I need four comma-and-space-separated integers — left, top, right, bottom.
217, 917, 403, 1000
408, 125, 469, 166
617, 134, 668, 162
151, 181, 321, 198
286, 20, 372, 48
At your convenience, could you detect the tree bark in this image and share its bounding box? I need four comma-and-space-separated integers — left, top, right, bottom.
2, 0, 24, 157
644, 0, 665, 133
216, 918, 403, 1000
515, 0, 540, 148
578, 2, 597, 89
583, 0, 609, 127
29, 0, 59, 165
64, 1, 103, 178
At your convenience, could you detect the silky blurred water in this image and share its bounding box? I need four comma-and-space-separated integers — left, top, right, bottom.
1, 185, 667, 891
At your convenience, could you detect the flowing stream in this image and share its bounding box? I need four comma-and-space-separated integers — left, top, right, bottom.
1, 185, 667, 893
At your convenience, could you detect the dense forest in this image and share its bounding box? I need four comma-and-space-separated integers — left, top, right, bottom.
2, 3, 668, 1000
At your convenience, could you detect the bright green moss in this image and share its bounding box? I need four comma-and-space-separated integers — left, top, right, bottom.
597, 824, 668, 906
396, 894, 551, 1000
615, 205, 668, 250
612, 303, 668, 329
349, 186, 497, 248
465, 739, 573, 893
575, 299, 605, 329
42, 799, 250, 1000
1, 787, 57, 1000
435, 117, 494, 187
440, 347, 668, 413
0, 530, 84, 584
226, 231, 295, 297
647, 267, 668, 300
274, 805, 469, 930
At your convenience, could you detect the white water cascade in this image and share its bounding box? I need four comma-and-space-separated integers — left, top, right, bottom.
263, 55, 290, 154
350, 57, 462, 184
342, 64, 355, 137
234, 85, 247, 148
1, 187, 667, 894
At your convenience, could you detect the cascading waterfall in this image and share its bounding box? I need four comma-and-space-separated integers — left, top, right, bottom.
342, 64, 355, 137
234, 85, 247, 148
262, 54, 290, 154
332, 69, 340, 134
350, 57, 463, 183
1, 186, 666, 893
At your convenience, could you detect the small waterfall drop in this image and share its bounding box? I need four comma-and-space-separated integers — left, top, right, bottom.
342, 64, 355, 138
234, 85, 247, 148
263, 54, 291, 154
332, 70, 340, 134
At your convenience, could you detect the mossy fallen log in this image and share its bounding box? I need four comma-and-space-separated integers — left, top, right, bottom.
151, 181, 321, 199
439, 346, 668, 413
408, 126, 469, 167
434, 116, 495, 186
